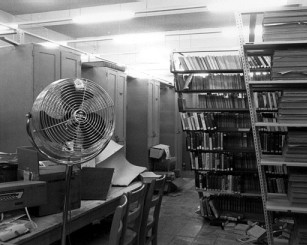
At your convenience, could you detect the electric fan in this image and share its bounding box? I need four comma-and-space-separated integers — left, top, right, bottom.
26, 78, 115, 245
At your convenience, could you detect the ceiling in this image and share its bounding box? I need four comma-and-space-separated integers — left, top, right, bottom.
0, 0, 140, 15
0, 0, 263, 83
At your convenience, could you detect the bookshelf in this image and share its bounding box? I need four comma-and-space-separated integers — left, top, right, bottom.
171, 50, 264, 224
240, 34, 307, 245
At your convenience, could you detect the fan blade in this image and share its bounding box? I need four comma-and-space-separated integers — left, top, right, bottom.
79, 112, 106, 149
61, 83, 94, 112
39, 111, 77, 146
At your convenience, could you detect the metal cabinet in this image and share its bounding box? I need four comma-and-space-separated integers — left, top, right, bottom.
126, 77, 160, 168
81, 66, 127, 149
0, 43, 81, 153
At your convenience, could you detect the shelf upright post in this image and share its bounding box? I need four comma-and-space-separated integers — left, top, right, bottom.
234, 12, 274, 245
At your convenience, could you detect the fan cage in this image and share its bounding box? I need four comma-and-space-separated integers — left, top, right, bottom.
28, 78, 115, 165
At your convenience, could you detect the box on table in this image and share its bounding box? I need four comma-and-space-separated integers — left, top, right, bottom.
149, 144, 176, 172
17, 146, 81, 216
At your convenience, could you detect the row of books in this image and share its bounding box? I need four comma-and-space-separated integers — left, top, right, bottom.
267, 177, 287, 194
272, 50, 307, 80
176, 74, 245, 91
180, 112, 251, 131
190, 152, 257, 171
186, 132, 254, 151
200, 195, 263, 219
263, 10, 307, 42
197, 93, 248, 109
260, 132, 285, 155
264, 165, 287, 175
288, 167, 307, 204
214, 113, 251, 129
247, 56, 271, 69
250, 72, 271, 81
257, 112, 287, 132
253, 91, 281, 110
186, 132, 224, 150
180, 112, 216, 131
177, 54, 242, 71
278, 90, 307, 124
195, 172, 260, 193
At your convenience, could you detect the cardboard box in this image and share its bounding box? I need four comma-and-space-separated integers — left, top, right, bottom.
149, 144, 170, 159
17, 146, 81, 216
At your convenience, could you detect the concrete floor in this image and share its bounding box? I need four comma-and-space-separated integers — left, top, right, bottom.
157, 178, 252, 245
65, 177, 255, 245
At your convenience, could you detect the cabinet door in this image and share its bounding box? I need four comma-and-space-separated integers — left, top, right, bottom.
115, 72, 127, 146
105, 69, 119, 143
60, 51, 81, 79
33, 45, 60, 99
147, 80, 160, 147
147, 80, 154, 147
152, 80, 160, 145
0, 45, 34, 152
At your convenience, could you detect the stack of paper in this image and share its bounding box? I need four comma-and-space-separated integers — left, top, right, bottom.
272, 50, 307, 80
287, 167, 307, 205
278, 90, 307, 124
263, 10, 307, 42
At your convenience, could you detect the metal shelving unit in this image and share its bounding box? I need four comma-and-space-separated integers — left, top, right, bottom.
236, 12, 307, 245
171, 47, 263, 222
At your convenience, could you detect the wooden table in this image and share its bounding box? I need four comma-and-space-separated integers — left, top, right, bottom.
8, 182, 142, 245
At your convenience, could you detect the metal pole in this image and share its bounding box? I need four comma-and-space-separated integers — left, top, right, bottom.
61, 164, 73, 245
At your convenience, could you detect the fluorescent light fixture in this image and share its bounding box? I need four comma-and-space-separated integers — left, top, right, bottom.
73, 11, 134, 24
39, 42, 59, 48
113, 32, 164, 44
207, 0, 287, 12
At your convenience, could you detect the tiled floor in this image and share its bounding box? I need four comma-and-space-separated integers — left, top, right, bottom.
66, 177, 254, 245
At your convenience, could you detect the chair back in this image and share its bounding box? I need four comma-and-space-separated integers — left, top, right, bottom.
109, 194, 128, 245
139, 175, 166, 245
123, 184, 147, 245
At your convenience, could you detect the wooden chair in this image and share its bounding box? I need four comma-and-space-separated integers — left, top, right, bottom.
108, 194, 129, 245
123, 184, 147, 245
139, 175, 166, 245
68, 194, 128, 245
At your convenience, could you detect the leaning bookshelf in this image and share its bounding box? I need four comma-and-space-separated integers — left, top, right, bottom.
238, 22, 307, 245
170, 50, 265, 224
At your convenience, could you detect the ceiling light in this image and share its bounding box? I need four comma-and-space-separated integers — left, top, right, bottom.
39, 42, 59, 48
73, 11, 134, 24
113, 32, 164, 44
207, 0, 287, 12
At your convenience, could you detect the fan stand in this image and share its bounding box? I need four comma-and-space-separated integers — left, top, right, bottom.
61, 163, 74, 245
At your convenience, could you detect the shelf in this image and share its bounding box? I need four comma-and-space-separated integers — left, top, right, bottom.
188, 148, 255, 153
255, 122, 307, 128
249, 80, 307, 90
249, 80, 307, 85
184, 128, 251, 132
267, 193, 307, 213
176, 89, 247, 93
195, 169, 258, 174
244, 41, 307, 53
260, 155, 307, 167
181, 108, 250, 113
171, 69, 243, 74
196, 189, 261, 197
